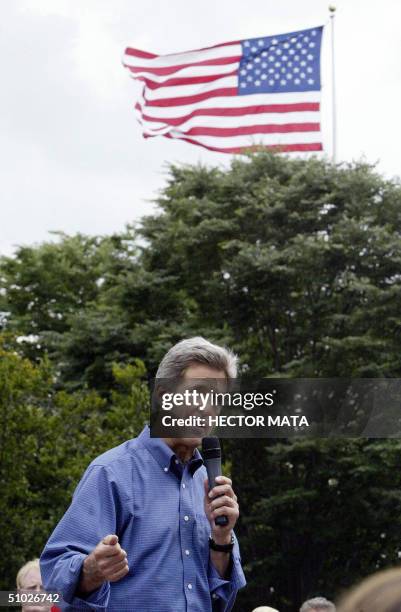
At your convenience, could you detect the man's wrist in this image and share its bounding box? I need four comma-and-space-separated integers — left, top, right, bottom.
211, 530, 233, 546
79, 555, 104, 594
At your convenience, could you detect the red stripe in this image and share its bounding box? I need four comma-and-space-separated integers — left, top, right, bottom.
137, 69, 238, 90
145, 87, 238, 107
174, 123, 320, 137
124, 55, 241, 76
137, 102, 320, 125
124, 47, 157, 59
164, 134, 323, 154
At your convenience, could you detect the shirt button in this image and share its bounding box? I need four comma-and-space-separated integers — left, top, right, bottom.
212, 593, 218, 600
185, 549, 190, 556
175, 459, 179, 464
187, 583, 192, 590
182, 483, 186, 489
164, 467, 168, 472
184, 515, 189, 522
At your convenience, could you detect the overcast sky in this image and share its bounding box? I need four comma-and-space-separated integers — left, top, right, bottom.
1, 0, 400, 256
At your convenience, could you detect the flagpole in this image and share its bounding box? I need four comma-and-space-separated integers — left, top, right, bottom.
329, 5, 337, 163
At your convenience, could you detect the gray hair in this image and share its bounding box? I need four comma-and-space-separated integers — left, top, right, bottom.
156, 336, 238, 379
300, 597, 336, 612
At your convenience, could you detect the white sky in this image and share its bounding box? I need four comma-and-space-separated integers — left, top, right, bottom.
1, 0, 400, 255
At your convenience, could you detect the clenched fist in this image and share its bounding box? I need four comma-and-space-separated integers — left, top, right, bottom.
79, 535, 129, 594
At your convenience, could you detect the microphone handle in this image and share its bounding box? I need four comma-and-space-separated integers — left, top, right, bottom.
205, 457, 229, 527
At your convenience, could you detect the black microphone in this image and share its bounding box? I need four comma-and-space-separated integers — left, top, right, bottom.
202, 436, 229, 527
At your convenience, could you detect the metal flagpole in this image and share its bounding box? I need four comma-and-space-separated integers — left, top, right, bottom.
329, 5, 337, 163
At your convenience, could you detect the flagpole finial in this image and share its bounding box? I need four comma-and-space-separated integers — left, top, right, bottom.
328, 5, 336, 14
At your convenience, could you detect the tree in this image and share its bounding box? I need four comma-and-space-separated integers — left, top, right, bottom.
0, 334, 149, 592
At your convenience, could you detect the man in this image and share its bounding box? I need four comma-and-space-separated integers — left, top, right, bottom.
16, 559, 59, 612
300, 597, 336, 612
40, 337, 246, 611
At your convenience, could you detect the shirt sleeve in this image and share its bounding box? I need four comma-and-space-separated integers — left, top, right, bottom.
40, 464, 121, 611
207, 533, 247, 612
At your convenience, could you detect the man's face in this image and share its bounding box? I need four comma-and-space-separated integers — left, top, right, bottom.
174, 363, 227, 447
19, 566, 50, 612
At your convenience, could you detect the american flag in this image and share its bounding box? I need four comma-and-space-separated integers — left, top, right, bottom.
123, 26, 324, 154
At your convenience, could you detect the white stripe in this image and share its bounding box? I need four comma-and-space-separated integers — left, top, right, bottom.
144, 75, 237, 101
169, 130, 321, 149
127, 61, 239, 82
123, 44, 241, 69
139, 111, 321, 135
139, 90, 321, 118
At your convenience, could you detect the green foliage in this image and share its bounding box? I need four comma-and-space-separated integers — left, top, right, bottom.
0, 335, 148, 591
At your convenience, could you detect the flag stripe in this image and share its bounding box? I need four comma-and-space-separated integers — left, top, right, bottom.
136, 102, 320, 126
144, 75, 238, 101
124, 56, 242, 77
137, 91, 321, 118
145, 87, 239, 107
145, 123, 320, 138
164, 132, 323, 154
136, 69, 238, 90
127, 62, 240, 81
139, 115, 320, 136
123, 44, 242, 69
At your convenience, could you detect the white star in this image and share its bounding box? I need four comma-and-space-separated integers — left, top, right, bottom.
308, 78, 315, 84
247, 75, 253, 82
251, 46, 257, 52
244, 41, 250, 46
276, 49, 282, 55
311, 30, 317, 36
240, 82, 247, 87
289, 49, 295, 55
307, 67, 313, 73
269, 79, 275, 85
281, 67, 286, 73
268, 56, 275, 62
280, 79, 287, 85
255, 80, 261, 86
304, 36, 309, 42
286, 72, 292, 79
255, 57, 261, 63
296, 42, 302, 48
288, 61, 293, 67
300, 72, 306, 78
290, 37, 297, 43
274, 73, 279, 79
258, 40, 264, 46
293, 67, 300, 73
262, 51, 268, 57
240, 69, 247, 75
307, 54, 314, 60
294, 78, 301, 84
301, 49, 307, 55
261, 62, 267, 68
255, 69, 261, 74
282, 55, 288, 61
261, 74, 267, 79
294, 55, 300, 61
275, 61, 281, 67
283, 42, 290, 48
309, 42, 316, 48
300, 60, 306, 66
272, 38, 278, 44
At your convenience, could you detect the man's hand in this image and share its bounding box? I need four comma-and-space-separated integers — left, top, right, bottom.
79, 535, 129, 594
204, 476, 239, 545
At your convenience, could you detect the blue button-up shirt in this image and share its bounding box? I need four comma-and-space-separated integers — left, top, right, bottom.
40, 425, 246, 611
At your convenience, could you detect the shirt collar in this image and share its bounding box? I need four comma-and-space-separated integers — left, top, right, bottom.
137, 425, 203, 477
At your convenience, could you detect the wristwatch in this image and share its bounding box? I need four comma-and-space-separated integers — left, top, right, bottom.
208, 534, 235, 552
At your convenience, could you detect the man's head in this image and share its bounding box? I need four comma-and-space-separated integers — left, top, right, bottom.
16, 559, 49, 612
300, 597, 336, 612
156, 336, 237, 451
